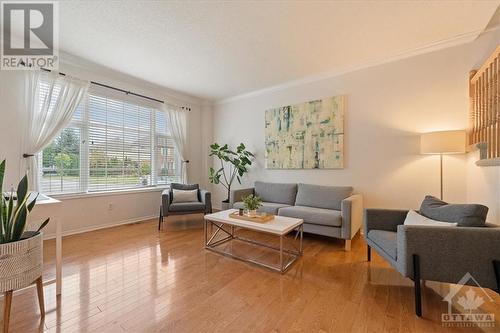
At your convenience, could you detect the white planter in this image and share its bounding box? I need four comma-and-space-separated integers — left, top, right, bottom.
221, 201, 231, 211
0, 232, 43, 292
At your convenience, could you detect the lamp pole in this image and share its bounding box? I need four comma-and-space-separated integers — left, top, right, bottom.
440, 154, 443, 200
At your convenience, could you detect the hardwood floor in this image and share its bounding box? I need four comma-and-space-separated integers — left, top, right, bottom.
4, 214, 499, 332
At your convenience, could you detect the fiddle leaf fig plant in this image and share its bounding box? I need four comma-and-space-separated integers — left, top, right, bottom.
0, 160, 50, 244
208, 143, 254, 203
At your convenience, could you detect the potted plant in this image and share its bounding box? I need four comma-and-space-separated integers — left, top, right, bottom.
208, 143, 254, 210
0, 160, 49, 302
242, 194, 262, 217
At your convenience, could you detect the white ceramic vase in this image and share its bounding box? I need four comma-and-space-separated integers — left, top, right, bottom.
221, 201, 231, 211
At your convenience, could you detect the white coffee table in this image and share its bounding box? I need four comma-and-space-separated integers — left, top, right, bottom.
203, 209, 303, 273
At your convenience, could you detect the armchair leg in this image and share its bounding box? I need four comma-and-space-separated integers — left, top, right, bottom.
493, 260, 500, 294
413, 254, 422, 317
158, 205, 163, 231
367, 245, 371, 261
344, 240, 351, 251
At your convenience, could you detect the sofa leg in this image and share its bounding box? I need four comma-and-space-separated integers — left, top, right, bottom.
158, 205, 163, 231
344, 240, 351, 251
493, 260, 500, 294
413, 254, 422, 317
367, 245, 371, 261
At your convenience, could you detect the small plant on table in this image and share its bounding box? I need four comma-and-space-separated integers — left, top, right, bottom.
242, 194, 262, 217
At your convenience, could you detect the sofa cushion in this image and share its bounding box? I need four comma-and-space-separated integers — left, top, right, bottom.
233, 201, 291, 215
367, 230, 397, 260
419, 195, 488, 227
295, 183, 353, 210
278, 205, 342, 227
254, 181, 297, 205
169, 202, 205, 212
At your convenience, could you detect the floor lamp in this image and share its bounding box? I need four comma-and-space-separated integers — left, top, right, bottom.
420, 130, 466, 200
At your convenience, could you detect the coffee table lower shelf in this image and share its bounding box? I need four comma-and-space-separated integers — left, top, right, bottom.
204, 218, 303, 273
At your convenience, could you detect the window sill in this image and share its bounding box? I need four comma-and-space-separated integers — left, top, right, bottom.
49, 186, 169, 200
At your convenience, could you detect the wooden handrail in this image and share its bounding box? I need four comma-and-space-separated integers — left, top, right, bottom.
468, 45, 500, 163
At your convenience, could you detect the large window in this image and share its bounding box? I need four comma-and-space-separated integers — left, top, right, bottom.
41, 89, 180, 195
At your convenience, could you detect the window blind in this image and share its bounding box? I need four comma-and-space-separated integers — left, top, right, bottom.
88, 94, 154, 191
40, 89, 180, 195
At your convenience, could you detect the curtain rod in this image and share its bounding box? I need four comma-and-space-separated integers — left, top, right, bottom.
35, 66, 191, 111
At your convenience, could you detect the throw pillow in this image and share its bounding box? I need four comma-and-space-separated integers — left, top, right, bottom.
172, 189, 198, 203
404, 210, 457, 227
419, 195, 488, 227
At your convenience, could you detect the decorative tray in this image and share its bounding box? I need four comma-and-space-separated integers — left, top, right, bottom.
229, 212, 275, 223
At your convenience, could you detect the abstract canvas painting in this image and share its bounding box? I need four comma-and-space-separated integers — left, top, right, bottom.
265, 96, 345, 169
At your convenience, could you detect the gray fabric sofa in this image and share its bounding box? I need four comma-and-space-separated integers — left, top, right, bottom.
159, 183, 212, 230
231, 181, 363, 250
364, 208, 500, 316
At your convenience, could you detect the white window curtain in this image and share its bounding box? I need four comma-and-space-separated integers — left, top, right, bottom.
23, 71, 89, 191
164, 104, 188, 183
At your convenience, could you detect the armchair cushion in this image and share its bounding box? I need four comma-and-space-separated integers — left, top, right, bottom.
172, 189, 199, 203
403, 210, 457, 227
169, 202, 206, 212
367, 230, 397, 260
170, 183, 199, 204
419, 195, 488, 227
279, 205, 342, 227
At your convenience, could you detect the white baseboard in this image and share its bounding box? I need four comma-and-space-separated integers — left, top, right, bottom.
42, 215, 158, 240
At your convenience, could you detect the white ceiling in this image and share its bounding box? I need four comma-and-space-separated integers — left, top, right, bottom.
52, 1, 500, 101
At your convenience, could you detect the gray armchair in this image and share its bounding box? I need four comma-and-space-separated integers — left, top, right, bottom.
364, 208, 500, 317
159, 183, 212, 230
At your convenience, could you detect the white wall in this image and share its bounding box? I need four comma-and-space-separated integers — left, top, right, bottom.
0, 56, 207, 238
212, 30, 499, 223
466, 150, 500, 223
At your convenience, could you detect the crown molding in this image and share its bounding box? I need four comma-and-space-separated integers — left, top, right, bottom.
216, 26, 499, 106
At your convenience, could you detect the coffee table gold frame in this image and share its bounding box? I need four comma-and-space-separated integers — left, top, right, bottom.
204, 218, 303, 273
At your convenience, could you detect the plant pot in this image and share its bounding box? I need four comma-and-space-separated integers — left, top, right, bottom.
221, 201, 231, 211
0, 232, 43, 292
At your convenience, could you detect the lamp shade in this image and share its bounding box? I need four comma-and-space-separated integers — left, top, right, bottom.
420, 130, 466, 154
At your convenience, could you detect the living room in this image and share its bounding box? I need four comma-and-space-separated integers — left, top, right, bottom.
0, 1, 499, 332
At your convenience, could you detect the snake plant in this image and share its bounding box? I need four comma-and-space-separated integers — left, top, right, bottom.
0, 160, 49, 244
